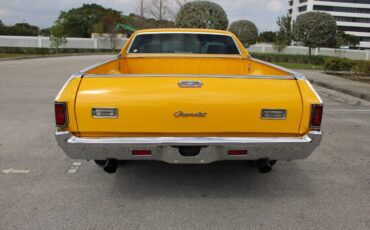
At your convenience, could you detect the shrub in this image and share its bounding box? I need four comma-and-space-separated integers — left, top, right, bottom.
175, 1, 228, 30
228, 20, 258, 47
323, 58, 353, 72
351, 61, 370, 75
250, 53, 326, 65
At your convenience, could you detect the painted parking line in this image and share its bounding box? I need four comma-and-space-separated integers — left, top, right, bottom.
2, 168, 30, 174
67, 162, 82, 174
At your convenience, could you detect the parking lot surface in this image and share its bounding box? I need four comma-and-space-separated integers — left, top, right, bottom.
0, 56, 369, 230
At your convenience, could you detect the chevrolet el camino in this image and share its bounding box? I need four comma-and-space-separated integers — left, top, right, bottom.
55, 29, 323, 173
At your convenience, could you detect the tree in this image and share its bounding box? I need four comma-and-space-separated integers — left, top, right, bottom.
0, 22, 40, 36
228, 20, 258, 47
258, 31, 276, 43
149, 0, 171, 21
336, 31, 360, 48
0, 19, 4, 34
40, 28, 51, 36
101, 12, 123, 51
122, 13, 175, 29
54, 4, 122, 38
176, 1, 228, 30
276, 14, 292, 45
273, 32, 287, 52
50, 23, 67, 53
136, 0, 147, 17
293, 12, 336, 55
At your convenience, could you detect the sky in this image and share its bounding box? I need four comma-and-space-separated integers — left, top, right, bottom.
0, 0, 288, 32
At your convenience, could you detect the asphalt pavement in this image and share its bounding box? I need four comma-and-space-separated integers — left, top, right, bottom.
0, 56, 369, 230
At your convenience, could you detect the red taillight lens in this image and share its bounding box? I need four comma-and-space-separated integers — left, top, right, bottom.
310, 104, 323, 130
228, 150, 248, 156
132, 150, 152, 156
55, 103, 67, 128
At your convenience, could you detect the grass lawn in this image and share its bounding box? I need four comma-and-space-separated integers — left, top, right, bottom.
273, 62, 324, 70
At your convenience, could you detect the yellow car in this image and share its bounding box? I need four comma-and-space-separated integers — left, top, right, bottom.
55, 28, 323, 173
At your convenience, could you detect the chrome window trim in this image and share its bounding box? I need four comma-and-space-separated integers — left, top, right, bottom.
126, 32, 242, 56
124, 54, 244, 59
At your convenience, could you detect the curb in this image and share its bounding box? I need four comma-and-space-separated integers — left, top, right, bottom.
309, 79, 370, 102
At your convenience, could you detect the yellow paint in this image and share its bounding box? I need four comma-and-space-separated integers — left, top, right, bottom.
55, 29, 322, 137
54, 78, 81, 133
296, 80, 323, 134
75, 77, 303, 136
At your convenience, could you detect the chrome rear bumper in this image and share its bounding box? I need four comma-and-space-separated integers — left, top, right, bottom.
55, 131, 322, 164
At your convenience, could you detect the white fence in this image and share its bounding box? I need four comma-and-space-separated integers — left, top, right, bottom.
248, 44, 370, 61
0, 35, 128, 50
0, 35, 369, 60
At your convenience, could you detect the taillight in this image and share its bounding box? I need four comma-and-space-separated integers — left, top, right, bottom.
132, 150, 152, 156
228, 150, 248, 156
310, 104, 323, 130
55, 102, 67, 128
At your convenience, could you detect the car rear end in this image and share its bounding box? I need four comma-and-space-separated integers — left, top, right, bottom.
54, 29, 323, 172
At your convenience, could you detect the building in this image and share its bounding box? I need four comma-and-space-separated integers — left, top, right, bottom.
288, 0, 370, 49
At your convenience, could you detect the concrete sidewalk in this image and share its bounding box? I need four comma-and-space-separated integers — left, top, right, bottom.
296, 69, 370, 101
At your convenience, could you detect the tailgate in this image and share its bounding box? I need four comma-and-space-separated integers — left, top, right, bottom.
75, 77, 302, 136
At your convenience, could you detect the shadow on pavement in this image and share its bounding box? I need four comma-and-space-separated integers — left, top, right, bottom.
108, 161, 313, 200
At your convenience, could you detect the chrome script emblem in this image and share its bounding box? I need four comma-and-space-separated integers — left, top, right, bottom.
174, 111, 207, 118
178, 80, 203, 88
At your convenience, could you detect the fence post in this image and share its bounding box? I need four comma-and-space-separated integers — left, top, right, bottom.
315, 48, 319, 56
366, 51, 369, 61
262, 45, 265, 53
38, 36, 42, 48
94, 38, 98, 50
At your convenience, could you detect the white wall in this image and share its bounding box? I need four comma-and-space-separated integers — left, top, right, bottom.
0, 35, 369, 60
0, 35, 128, 50
248, 44, 370, 60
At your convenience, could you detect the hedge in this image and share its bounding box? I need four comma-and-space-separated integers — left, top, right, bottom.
250, 52, 370, 75
250, 53, 326, 65
324, 57, 370, 75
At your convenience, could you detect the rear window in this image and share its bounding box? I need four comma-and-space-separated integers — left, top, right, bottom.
128, 33, 240, 55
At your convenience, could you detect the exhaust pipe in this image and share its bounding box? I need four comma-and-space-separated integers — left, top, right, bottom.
256, 159, 273, 173
104, 159, 118, 174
